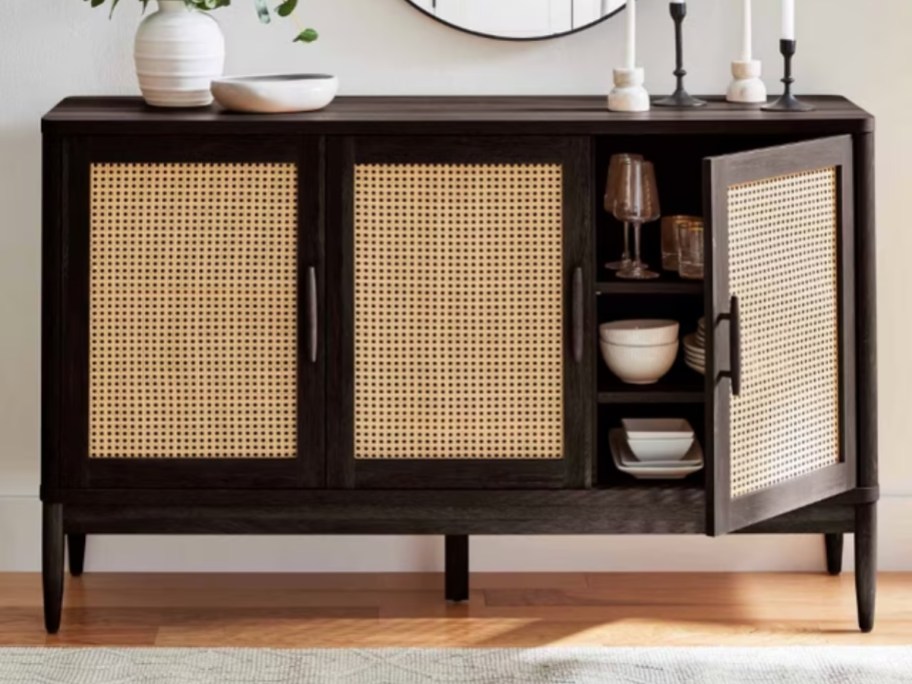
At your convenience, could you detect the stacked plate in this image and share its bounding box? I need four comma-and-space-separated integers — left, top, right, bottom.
609, 418, 704, 480
683, 317, 706, 375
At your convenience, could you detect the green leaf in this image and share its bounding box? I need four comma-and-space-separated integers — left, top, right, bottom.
254, 0, 271, 23
275, 0, 297, 17
293, 27, 319, 43
108, 0, 121, 18
90, 0, 105, 7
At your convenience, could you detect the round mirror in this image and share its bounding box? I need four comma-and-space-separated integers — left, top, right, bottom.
405, 0, 627, 41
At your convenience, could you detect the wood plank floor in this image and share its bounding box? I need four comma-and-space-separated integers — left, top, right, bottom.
1, 573, 910, 647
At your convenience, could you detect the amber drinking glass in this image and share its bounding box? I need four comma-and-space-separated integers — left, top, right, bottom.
661, 215, 700, 272
604, 153, 644, 270
677, 218, 705, 280
614, 160, 661, 280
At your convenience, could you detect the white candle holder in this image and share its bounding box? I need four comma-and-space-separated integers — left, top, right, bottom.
726, 60, 767, 104
608, 67, 650, 113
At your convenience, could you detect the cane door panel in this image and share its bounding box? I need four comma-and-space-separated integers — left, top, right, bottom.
58, 137, 324, 490
704, 136, 856, 535
327, 137, 593, 489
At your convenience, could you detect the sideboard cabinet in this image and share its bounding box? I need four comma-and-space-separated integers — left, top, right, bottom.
41, 97, 877, 634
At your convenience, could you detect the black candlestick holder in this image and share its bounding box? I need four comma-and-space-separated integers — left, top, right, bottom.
762, 39, 814, 112
655, 2, 706, 108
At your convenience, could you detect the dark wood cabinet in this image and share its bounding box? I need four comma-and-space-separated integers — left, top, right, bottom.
41, 96, 878, 634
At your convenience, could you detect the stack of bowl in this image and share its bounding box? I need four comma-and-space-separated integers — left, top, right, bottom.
599, 320, 680, 385
683, 317, 706, 375
609, 418, 704, 480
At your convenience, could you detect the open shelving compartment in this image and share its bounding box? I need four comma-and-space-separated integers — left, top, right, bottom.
587, 126, 863, 542
590, 135, 733, 498
594, 294, 708, 494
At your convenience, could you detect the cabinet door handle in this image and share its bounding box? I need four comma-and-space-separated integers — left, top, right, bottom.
572, 266, 583, 363
306, 266, 318, 364
720, 295, 742, 396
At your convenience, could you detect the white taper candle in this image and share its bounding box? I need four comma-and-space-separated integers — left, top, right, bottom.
741, 0, 752, 61
782, 0, 795, 40
625, 0, 636, 69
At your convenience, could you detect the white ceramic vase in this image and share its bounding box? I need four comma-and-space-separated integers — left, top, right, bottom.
134, 0, 225, 108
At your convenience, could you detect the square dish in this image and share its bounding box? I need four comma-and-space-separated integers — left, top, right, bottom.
609, 429, 704, 480
622, 418, 694, 440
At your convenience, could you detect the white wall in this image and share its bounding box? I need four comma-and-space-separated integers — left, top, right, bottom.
1, 0, 910, 573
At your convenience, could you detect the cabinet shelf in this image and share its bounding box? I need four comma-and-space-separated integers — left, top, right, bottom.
595, 277, 704, 296
597, 361, 705, 404
597, 389, 705, 405
595, 477, 705, 493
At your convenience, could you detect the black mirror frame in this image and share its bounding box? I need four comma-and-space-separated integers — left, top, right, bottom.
402, 0, 627, 42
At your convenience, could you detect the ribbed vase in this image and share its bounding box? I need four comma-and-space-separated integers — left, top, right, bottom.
134, 0, 225, 108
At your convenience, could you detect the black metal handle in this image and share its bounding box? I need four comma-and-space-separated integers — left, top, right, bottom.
306, 266, 318, 364
572, 267, 583, 363
720, 295, 742, 396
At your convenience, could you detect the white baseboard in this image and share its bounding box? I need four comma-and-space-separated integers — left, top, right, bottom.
2, 495, 909, 572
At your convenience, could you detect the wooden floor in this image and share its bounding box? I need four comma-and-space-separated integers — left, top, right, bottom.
1, 572, 910, 647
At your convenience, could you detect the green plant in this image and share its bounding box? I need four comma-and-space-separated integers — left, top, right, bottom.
84, 0, 319, 43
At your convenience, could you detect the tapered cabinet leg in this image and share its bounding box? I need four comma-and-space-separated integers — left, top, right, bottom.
855, 503, 877, 633
824, 533, 843, 576
67, 534, 86, 578
445, 535, 469, 602
42, 504, 65, 634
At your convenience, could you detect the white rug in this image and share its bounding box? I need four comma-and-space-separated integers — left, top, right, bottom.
1, 647, 910, 683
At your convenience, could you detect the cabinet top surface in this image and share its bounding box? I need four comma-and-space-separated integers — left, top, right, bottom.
43, 96, 873, 135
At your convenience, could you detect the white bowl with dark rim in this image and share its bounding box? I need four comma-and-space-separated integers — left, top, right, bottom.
211, 74, 338, 113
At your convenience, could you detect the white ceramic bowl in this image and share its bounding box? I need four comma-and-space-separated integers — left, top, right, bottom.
599, 320, 680, 347
622, 418, 694, 440
211, 74, 338, 113
600, 339, 679, 385
625, 436, 695, 462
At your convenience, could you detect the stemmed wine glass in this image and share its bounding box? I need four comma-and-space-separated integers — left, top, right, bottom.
614, 159, 661, 280
604, 153, 643, 270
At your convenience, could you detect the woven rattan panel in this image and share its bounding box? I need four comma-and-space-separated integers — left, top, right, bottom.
354, 164, 564, 460
89, 163, 298, 459
728, 167, 840, 497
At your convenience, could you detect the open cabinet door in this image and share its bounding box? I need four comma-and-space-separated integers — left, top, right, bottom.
704, 136, 856, 536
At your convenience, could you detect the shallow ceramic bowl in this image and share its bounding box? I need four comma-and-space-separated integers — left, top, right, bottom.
625, 435, 695, 462
211, 74, 338, 113
600, 339, 678, 385
599, 319, 680, 347
622, 418, 694, 440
